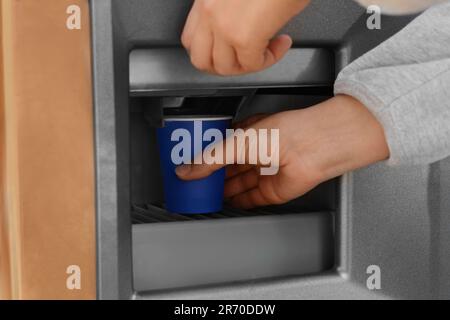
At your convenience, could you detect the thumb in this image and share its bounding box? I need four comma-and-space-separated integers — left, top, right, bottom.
175, 162, 226, 181
262, 34, 292, 69
175, 138, 228, 180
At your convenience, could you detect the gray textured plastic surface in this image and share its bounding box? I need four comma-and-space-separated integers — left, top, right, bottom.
133, 211, 334, 292
112, 0, 364, 46
130, 48, 334, 95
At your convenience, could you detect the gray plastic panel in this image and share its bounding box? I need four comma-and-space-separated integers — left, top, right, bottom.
137, 273, 386, 300
132, 212, 334, 292
130, 48, 334, 95
113, 0, 364, 46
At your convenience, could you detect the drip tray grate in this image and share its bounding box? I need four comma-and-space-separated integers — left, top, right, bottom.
131, 203, 278, 224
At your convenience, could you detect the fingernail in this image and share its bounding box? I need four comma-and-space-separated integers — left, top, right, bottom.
175, 165, 191, 177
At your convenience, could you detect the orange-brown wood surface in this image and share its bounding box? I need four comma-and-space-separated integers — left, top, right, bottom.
0, 1, 12, 300
0, 0, 96, 299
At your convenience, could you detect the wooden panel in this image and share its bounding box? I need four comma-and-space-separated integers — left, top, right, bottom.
0, 1, 12, 300
1, 0, 96, 299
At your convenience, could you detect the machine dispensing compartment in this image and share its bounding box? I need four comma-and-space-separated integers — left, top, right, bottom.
129, 48, 337, 293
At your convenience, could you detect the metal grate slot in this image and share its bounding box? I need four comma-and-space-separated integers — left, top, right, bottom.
131, 203, 285, 224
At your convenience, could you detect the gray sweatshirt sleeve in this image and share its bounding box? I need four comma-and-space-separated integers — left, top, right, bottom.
334, 1, 450, 166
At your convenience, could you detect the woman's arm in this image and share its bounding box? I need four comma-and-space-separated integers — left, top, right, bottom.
335, 1, 450, 165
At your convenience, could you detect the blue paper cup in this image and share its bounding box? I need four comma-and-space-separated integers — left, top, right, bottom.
157, 115, 232, 214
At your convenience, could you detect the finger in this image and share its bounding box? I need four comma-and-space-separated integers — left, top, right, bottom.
230, 187, 270, 209
263, 34, 292, 69
226, 164, 253, 179
212, 37, 240, 76
235, 34, 292, 73
235, 43, 267, 73
176, 162, 226, 181
224, 168, 259, 199
176, 137, 227, 180
189, 22, 214, 72
176, 129, 247, 180
181, 0, 203, 51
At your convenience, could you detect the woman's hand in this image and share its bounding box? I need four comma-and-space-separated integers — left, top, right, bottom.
181, 0, 310, 76
176, 95, 390, 209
